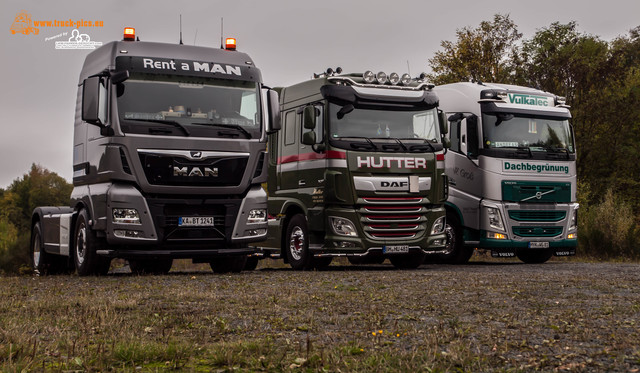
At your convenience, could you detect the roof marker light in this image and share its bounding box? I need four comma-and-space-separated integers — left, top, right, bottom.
389, 72, 400, 85
376, 71, 388, 84
225, 38, 237, 51
123, 27, 135, 41
400, 73, 411, 85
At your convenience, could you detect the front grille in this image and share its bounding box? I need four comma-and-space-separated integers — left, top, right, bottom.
509, 210, 566, 222
139, 152, 248, 186
513, 226, 563, 237
358, 197, 427, 240
147, 202, 229, 242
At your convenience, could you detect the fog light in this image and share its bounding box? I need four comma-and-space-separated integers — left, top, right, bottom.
487, 232, 507, 240
333, 241, 356, 248
431, 216, 445, 234
330, 217, 358, 237
247, 209, 267, 224
432, 239, 444, 246
114, 229, 143, 238
112, 208, 140, 224
244, 228, 267, 236
567, 233, 577, 239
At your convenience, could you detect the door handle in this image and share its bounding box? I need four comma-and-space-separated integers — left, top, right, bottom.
298, 180, 306, 186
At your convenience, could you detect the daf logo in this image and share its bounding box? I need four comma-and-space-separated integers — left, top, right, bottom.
381, 181, 407, 188
173, 166, 218, 177
190, 151, 202, 159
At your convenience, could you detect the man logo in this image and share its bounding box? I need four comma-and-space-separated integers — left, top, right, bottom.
190, 151, 202, 159
173, 166, 218, 177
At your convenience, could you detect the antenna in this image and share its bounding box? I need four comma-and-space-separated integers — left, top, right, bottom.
406, 60, 411, 76
179, 15, 183, 45
220, 17, 224, 49
193, 28, 198, 45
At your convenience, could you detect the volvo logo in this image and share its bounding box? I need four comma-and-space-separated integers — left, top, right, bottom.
173, 166, 218, 177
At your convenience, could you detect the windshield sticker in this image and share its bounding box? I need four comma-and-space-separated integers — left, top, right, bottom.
507, 93, 553, 107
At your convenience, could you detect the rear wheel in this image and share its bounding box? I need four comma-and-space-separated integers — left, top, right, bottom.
74, 209, 111, 276
129, 259, 173, 274
210, 256, 247, 273
516, 249, 553, 264
31, 221, 67, 274
285, 214, 314, 270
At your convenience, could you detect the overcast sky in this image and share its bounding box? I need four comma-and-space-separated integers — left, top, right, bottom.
1, 0, 638, 188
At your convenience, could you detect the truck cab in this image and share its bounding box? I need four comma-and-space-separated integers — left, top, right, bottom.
31, 29, 279, 275
259, 70, 448, 269
435, 82, 578, 263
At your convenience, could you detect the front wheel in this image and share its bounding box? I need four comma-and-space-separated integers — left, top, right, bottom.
74, 209, 111, 276
284, 214, 314, 270
430, 212, 473, 264
516, 249, 553, 264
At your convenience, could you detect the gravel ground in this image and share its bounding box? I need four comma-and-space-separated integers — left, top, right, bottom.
1, 258, 639, 371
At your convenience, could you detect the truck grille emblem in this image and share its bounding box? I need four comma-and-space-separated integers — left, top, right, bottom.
173, 166, 218, 177
190, 151, 202, 159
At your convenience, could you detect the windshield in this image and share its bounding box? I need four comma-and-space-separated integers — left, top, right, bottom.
329, 103, 440, 143
117, 75, 261, 138
482, 113, 574, 153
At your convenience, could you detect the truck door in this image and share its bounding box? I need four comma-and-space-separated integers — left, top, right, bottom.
298, 103, 325, 209
278, 110, 299, 193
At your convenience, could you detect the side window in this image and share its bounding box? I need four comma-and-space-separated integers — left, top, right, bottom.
97, 78, 108, 124
467, 115, 479, 158
284, 111, 296, 145
449, 117, 461, 153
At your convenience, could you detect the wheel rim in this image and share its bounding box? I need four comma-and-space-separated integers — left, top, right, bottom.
443, 222, 456, 256
289, 226, 304, 261
33, 231, 41, 267
76, 222, 87, 265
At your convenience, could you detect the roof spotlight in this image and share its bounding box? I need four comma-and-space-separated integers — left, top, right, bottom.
389, 72, 400, 85
400, 73, 411, 85
363, 70, 376, 84
376, 71, 388, 84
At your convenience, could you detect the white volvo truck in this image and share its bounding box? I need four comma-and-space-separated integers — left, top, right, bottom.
434, 82, 577, 263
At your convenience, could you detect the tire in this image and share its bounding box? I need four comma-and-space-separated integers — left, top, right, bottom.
284, 214, 314, 270
430, 212, 473, 264
74, 209, 111, 276
244, 256, 259, 271
210, 256, 247, 273
390, 252, 426, 269
516, 249, 553, 264
31, 221, 67, 275
129, 259, 173, 274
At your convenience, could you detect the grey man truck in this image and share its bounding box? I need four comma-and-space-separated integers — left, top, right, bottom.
258, 70, 448, 269
434, 82, 578, 264
30, 28, 280, 275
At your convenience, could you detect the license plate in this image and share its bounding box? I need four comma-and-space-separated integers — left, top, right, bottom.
383, 245, 409, 254
179, 216, 214, 227
528, 241, 550, 249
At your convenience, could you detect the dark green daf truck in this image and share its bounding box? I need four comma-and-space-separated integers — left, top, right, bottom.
258, 70, 448, 269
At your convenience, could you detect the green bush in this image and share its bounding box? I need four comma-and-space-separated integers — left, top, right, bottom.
578, 188, 639, 259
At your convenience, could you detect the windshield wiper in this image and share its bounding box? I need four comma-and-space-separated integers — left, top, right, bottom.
192, 122, 251, 138
128, 118, 190, 136
497, 146, 532, 158
544, 147, 570, 159
398, 138, 436, 153
338, 136, 378, 151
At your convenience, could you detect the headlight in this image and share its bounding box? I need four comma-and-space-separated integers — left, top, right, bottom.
375, 71, 388, 84
330, 217, 358, 237
569, 209, 578, 230
486, 207, 504, 231
112, 208, 140, 224
431, 216, 445, 235
247, 209, 267, 224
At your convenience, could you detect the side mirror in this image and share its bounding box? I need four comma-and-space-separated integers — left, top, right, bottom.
302, 131, 316, 145
303, 105, 317, 130
442, 137, 451, 149
110, 70, 130, 84
82, 76, 106, 126
266, 89, 281, 134
438, 110, 448, 135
